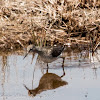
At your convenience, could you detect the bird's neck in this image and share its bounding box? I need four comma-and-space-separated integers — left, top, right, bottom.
34, 48, 43, 55
32, 86, 44, 95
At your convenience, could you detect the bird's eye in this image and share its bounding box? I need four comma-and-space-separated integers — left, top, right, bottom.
30, 48, 32, 50
28, 49, 32, 52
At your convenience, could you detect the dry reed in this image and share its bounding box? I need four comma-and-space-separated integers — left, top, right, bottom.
0, 0, 99, 51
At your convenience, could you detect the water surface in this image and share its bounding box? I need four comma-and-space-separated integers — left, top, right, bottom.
0, 49, 100, 100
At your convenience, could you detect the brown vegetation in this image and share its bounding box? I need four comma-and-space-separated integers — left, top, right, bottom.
0, 0, 100, 52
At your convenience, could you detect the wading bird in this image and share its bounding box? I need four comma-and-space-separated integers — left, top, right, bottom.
24, 44, 66, 77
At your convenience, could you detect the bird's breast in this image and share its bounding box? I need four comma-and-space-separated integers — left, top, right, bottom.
39, 55, 57, 63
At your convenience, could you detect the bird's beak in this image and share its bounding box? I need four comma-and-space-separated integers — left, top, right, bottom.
23, 51, 29, 59
23, 84, 30, 90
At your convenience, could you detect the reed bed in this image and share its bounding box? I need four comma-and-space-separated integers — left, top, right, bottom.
0, 0, 99, 52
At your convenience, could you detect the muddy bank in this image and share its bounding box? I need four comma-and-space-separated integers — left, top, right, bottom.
0, 0, 100, 52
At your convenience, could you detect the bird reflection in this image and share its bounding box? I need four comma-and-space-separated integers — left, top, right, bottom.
24, 72, 68, 97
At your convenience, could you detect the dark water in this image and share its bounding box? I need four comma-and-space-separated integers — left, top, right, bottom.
0, 49, 100, 100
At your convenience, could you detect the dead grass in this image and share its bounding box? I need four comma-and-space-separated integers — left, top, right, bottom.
0, 0, 100, 52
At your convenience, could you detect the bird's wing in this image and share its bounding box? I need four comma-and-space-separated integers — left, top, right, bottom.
51, 46, 64, 57
37, 46, 53, 56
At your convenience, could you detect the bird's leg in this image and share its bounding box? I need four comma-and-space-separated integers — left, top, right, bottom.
46, 63, 49, 73
61, 57, 65, 77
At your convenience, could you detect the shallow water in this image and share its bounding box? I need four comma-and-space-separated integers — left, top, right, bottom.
0, 49, 100, 100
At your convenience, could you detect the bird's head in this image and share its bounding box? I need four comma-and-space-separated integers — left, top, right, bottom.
23, 45, 36, 59
28, 90, 37, 97
24, 84, 37, 97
